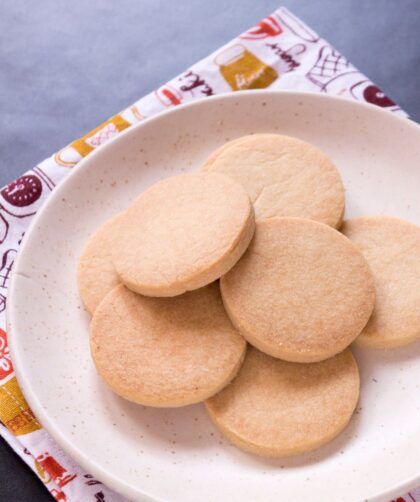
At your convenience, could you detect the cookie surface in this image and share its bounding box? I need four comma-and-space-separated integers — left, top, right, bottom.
77, 213, 122, 314
205, 347, 359, 457
90, 282, 246, 407
221, 217, 375, 362
202, 134, 344, 227
113, 172, 255, 296
342, 216, 420, 348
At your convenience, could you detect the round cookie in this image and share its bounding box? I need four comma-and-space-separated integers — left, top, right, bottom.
202, 134, 345, 227
113, 172, 255, 297
220, 217, 375, 363
77, 213, 123, 314
205, 347, 360, 458
342, 216, 420, 348
90, 282, 247, 407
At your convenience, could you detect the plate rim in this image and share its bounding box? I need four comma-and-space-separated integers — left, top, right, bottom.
7, 89, 420, 502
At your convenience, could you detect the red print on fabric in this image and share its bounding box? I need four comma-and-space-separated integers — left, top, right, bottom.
36, 453, 77, 488
350, 80, 396, 108
364, 85, 396, 107
1, 175, 42, 207
241, 15, 283, 40
391, 494, 417, 502
0, 329, 13, 380
155, 85, 182, 107
51, 489, 67, 501
0, 171, 50, 245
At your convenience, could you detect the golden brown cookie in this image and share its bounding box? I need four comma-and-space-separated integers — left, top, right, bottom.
113, 172, 255, 297
220, 217, 375, 362
77, 213, 123, 314
205, 347, 360, 457
202, 134, 345, 227
90, 283, 246, 407
342, 216, 420, 348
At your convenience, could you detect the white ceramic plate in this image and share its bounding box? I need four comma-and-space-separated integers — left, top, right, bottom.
8, 91, 420, 502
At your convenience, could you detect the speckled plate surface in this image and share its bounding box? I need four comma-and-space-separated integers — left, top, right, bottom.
7, 91, 420, 502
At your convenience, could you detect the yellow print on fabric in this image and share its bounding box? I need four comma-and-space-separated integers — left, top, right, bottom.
215, 45, 278, 91
54, 113, 131, 167
0, 376, 41, 435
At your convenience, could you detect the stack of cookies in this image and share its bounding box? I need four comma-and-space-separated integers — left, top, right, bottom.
77, 134, 420, 458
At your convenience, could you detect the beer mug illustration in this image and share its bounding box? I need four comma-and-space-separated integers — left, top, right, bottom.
215, 45, 278, 91
54, 113, 131, 167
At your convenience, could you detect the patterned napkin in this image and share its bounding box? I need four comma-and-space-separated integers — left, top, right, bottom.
0, 6, 417, 502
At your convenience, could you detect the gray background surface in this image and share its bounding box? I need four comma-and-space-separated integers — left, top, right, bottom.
0, 1, 419, 500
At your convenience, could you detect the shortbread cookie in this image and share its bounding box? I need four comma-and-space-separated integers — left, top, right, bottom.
342, 216, 420, 348
220, 217, 375, 362
205, 347, 359, 457
77, 213, 123, 314
202, 134, 344, 226
113, 172, 255, 296
90, 282, 246, 407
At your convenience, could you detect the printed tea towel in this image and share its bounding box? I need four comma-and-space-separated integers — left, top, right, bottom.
0, 6, 416, 502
